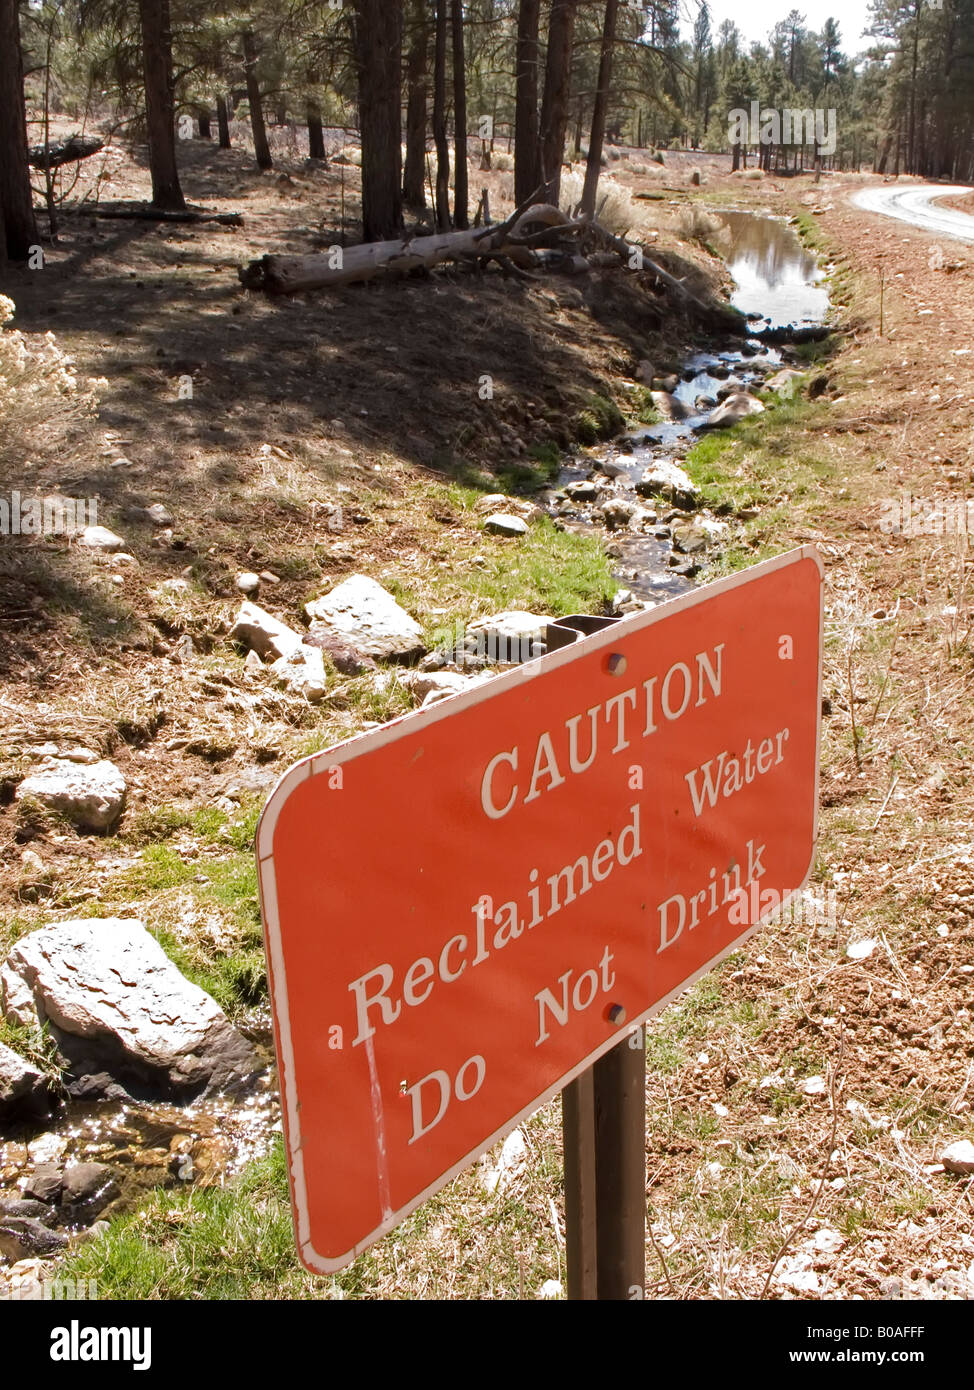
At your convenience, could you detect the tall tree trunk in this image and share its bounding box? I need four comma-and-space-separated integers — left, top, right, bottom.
514, 0, 542, 205
432, 0, 450, 229
216, 94, 231, 148
0, 0, 38, 258
908, 0, 921, 175
138, 0, 186, 210
242, 30, 272, 170
539, 0, 578, 204
582, 0, 618, 216
308, 100, 326, 159
451, 0, 468, 229
352, 0, 403, 242
198, 111, 212, 139
403, 0, 429, 207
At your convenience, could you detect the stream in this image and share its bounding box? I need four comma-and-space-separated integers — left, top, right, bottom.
0, 211, 829, 1270
549, 209, 829, 604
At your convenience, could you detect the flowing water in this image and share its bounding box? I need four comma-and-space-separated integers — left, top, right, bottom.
551, 211, 830, 602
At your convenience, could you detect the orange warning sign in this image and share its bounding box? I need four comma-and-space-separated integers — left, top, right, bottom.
256, 547, 823, 1272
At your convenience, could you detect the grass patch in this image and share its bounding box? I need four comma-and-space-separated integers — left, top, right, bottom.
627, 386, 662, 426
574, 392, 625, 445
60, 1117, 568, 1300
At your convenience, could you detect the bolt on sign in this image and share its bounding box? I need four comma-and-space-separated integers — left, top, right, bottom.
257, 547, 823, 1273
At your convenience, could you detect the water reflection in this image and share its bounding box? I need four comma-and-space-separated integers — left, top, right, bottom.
715, 211, 828, 328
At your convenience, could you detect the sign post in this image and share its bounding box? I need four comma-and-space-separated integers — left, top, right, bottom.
256, 547, 823, 1290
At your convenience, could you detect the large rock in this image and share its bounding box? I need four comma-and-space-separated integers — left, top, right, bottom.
0, 919, 259, 1102
15, 758, 126, 832
304, 575, 425, 663
0, 1040, 50, 1121
698, 392, 765, 431
229, 601, 303, 662
635, 461, 701, 511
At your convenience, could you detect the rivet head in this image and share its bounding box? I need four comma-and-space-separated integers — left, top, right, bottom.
608, 1003, 626, 1025
607, 652, 627, 677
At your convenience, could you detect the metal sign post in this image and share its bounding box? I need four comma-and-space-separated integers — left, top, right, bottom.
563, 1027, 646, 1301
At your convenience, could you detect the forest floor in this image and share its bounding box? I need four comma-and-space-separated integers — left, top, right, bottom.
1, 126, 972, 1301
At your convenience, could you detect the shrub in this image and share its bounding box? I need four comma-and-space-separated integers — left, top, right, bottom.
0, 295, 104, 464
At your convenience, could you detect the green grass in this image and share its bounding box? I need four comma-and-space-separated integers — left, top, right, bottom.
683, 394, 836, 524
574, 392, 625, 445
92, 836, 265, 1016
627, 386, 662, 426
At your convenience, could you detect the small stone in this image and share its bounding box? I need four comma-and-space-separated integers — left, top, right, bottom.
59, 748, 98, 765
0, 1041, 50, 1122
773, 1252, 819, 1293
600, 499, 638, 530
484, 513, 529, 537
846, 938, 877, 961
229, 600, 303, 662
0, 1217, 68, 1262
258, 570, 280, 584
670, 523, 708, 555
697, 393, 765, 431
268, 644, 327, 703
802, 1075, 827, 1096
635, 461, 701, 511
538, 1279, 564, 1300
145, 503, 174, 527
941, 1140, 974, 1175
20, 848, 45, 874
565, 480, 599, 502
304, 626, 376, 675
78, 525, 125, 552
62, 1161, 118, 1205
244, 649, 262, 671
235, 572, 261, 595
23, 1164, 63, 1205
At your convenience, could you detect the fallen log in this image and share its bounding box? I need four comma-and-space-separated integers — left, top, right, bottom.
239, 199, 568, 292
95, 205, 244, 226
28, 136, 104, 170
237, 197, 745, 335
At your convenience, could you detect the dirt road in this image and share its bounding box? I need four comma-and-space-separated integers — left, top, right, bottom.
852, 182, 974, 241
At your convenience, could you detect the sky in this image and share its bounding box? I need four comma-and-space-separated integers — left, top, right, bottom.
677, 0, 879, 55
